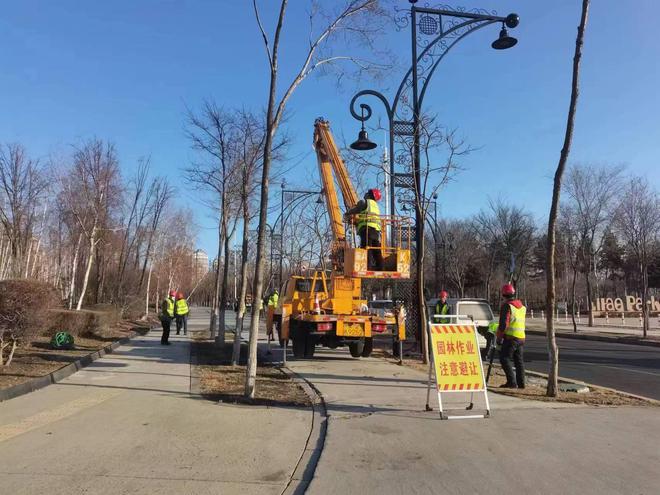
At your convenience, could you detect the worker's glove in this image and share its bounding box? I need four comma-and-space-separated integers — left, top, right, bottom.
496, 338, 503, 346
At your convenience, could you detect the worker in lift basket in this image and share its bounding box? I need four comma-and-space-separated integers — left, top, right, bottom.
344, 188, 384, 271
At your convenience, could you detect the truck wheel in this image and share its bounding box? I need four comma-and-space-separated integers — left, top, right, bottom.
292, 336, 305, 358
349, 340, 364, 358
325, 333, 339, 349
304, 334, 316, 358
361, 338, 373, 357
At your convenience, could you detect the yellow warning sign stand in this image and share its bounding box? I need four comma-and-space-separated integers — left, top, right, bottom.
426, 320, 490, 420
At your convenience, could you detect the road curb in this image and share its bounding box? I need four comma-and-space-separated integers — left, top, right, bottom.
526, 328, 660, 348
259, 347, 327, 495
189, 341, 201, 396
520, 368, 660, 406
0, 326, 153, 402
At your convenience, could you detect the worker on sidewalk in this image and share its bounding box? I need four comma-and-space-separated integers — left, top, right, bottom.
160, 290, 176, 345
266, 289, 279, 337
497, 283, 526, 388
344, 188, 383, 270
433, 290, 450, 323
175, 291, 189, 336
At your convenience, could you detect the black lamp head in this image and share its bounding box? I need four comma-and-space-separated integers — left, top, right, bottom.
350, 128, 377, 151
505, 13, 520, 29
492, 26, 518, 50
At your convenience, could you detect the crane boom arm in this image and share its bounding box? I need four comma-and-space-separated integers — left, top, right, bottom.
313, 119, 359, 244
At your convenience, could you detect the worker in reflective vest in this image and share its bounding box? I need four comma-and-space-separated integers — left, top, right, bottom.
266, 289, 279, 336
344, 188, 383, 270
175, 291, 190, 336
160, 290, 176, 345
433, 290, 450, 324
497, 283, 526, 388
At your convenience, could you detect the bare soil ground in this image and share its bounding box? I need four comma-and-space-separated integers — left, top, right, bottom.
190, 331, 312, 408
372, 349, 657, 407
0, 319, 153, 391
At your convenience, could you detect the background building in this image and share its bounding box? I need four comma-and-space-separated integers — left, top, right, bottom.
192, 249, 209, 281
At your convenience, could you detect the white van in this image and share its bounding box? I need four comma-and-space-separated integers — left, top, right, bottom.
427, 297, 494, 349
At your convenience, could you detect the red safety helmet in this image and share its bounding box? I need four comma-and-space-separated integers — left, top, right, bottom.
177, 292, 184, 299
501, 283, 515, 297
168, 290, 177, 297
369, 188, 382, 201
439, 290, 448, 299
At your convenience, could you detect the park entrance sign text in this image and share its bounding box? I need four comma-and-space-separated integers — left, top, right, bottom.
592, 296, 660, 313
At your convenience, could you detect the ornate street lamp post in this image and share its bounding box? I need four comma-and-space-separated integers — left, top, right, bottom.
350, 1, 519, 350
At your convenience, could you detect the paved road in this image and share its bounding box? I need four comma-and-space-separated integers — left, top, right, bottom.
0, 308, 311, 494
523, 334, 660, 400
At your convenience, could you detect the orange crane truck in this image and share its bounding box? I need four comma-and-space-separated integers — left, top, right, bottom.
274, 118, 411, 358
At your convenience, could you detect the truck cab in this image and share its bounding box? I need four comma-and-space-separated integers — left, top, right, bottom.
427, 297, 494, 349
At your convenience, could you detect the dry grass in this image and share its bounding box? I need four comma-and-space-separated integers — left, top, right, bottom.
371, 349, 657, 407
0, 320, 151, 390
191, 338, 312, 408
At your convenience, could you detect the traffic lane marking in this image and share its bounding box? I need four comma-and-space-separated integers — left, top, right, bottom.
0, 389, 122, 443
570, 362, 660, 378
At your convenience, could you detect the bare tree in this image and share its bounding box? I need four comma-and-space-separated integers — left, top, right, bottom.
230, 111, 268, 364
138, 177, 173, 290
615, 177, 659, 337
545, 0, 590, 397
444, 220, 480, 297
0, 143, 48, 278
185, 101, 240, 343
475, 198, 536, 286
563, 163, 622, 327
245, 0, 391, 397
59, 139, 121, 310
558, 205, 581, 332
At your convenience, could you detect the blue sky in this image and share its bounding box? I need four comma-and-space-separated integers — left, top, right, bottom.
1, 1, 658, 257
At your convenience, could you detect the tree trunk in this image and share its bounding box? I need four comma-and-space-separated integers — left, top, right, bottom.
23, 239, 32, 278
68, 233, 83, 310
139, 230, 156, 288
145, 263, 153, 318
95, 246, 103, 304
216, 218, 232, 346
232, 210, 251, 366
585, 262, 594, 327
245, 0, 287, 399
571, 264, 578, 333
418, 240, 429, 364
642, 264, 649, 338
210, 219, 225, 340
545, 0, 590, 397
77, 226, 97, 311
3, 339, 18, 367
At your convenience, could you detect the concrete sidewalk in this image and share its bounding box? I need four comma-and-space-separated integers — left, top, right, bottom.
287, 348, 660, 494
0, 309, 312, 494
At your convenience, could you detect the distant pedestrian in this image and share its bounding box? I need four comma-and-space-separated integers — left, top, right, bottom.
497, 283, 526, 388
175, 291, 190, 336
433, 290, 450, 324
266, 289, 279, 337
160, 290, 176, 345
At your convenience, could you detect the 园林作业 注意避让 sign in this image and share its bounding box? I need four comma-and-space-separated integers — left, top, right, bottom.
430, 325, 485, 391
